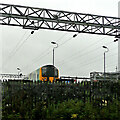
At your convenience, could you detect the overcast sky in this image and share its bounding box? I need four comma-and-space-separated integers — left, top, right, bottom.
1, 0, 120, 77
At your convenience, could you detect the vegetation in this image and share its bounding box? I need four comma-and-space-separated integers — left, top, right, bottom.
2, 80, 120, 119
2, 98, 120, 120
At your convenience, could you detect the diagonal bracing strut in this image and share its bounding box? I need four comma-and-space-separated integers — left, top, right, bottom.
0, 3, 120, 37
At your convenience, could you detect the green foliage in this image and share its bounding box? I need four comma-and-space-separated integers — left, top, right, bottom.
43, 99, 120, 120
2, 81, 120, 119
45, 99, 84, 119
2, 97, 120, 119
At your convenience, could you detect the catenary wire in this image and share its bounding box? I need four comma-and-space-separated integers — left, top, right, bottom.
57, 37, 108, 65
4, 31, 34, 65
57, 37, 117, 66
68, 48, 118, 75
22, 32, 70, 72
60, 40, 118, 72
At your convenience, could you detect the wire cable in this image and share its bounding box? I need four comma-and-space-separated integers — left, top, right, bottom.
57, 37, 117, 66
68, 49, 118, 75
4, 31, 34, 65
57, 37, 107, 65
3, 31, 34, 72
22, 32, 69, 72
61, 40, 118, 72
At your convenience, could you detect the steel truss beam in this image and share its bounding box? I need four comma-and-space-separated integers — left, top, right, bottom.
0, 3, 120, 37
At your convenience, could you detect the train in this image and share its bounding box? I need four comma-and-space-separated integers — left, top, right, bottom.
27, 65, 59, 82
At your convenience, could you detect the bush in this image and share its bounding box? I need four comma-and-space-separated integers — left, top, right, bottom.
2, 81, 120, 119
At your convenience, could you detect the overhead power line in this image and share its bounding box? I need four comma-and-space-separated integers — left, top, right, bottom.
68, 49, 118, 75
57, 37, 107, 65
58, 39, 118, 76
3, 31, 34, 69
57, 36, 118, 66
22, 32, 69, 72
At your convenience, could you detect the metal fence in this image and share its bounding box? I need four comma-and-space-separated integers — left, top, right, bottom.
1, 80, 119, 105
1, 79, 120, 119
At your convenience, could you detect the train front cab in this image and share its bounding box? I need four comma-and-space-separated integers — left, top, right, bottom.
39, 65, 59, 82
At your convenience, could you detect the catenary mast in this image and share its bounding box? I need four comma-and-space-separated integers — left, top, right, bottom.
118, 1, 120, 72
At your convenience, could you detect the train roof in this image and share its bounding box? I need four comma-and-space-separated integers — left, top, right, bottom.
27, 65, 58, 76
41, 65, 57, 68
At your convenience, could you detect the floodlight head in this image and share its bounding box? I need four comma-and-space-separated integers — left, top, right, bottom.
102, 46, 109, 52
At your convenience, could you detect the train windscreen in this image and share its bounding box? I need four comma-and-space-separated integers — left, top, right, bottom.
42, 66, 58, 77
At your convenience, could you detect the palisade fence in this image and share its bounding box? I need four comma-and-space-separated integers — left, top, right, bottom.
1, 79, 120, 118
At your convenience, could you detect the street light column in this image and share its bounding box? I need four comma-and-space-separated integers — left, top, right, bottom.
51, 42, 58, 82
104, 52, 105, 77
51, 42, 58, 67
102, 46, 109, 80
53, 48, 55, 66
17, 67, 21, 78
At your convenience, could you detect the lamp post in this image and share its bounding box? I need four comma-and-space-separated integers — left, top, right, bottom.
51, 42, 58, 66
114, 39, 119, 81
51, 42, 58, 81
102, 46, 109, 80
17, 67, 21, 78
